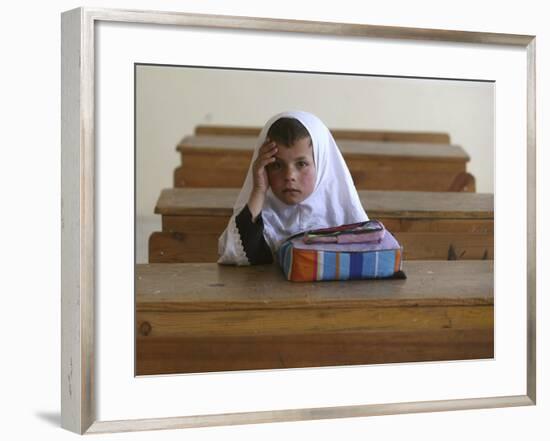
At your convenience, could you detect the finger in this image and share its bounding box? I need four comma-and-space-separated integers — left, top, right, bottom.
259, 139, 277, 152
256, 146, 277, 163
254, 155, 275, 170
254, 156, 276, 173
258, 155, 277, 167
257, 153, 277, 168
261, 144, 278, 156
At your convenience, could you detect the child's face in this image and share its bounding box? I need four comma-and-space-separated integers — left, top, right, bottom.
266, 137, 316, 205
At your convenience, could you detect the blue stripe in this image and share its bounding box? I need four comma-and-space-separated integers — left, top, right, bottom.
339, 253, 350, 280
323, 252, 336, 280
361, 252, 376, 277
350, 253, 363, 279
377, 250, 396, 277
277, 242, 287, 267
284, 244, 292, 278
277, 242, 293, 279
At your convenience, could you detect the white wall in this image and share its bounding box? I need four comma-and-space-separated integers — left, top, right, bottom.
2, 1, 548, 440
137, 66, 494, 217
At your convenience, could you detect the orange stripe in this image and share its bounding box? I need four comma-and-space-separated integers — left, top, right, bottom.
311, 250, 317, 281
335, 253, 340, 280
291, 249, 316, 282
394, 248, 401, 272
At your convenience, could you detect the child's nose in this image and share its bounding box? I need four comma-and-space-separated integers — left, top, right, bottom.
284, 167, 297, 181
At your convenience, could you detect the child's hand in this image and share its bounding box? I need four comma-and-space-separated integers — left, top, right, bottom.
247, 139, 277, 221
251, 138, 278, 193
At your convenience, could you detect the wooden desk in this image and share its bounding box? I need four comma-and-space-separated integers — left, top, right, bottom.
136, 260, 494, 375
148, 188, 493, 263
174, 135, 474, 191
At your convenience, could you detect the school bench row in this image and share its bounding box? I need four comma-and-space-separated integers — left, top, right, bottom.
194, 124, 452, 143
174, 125, 475, 192
148, 188, 494, 263
135, 260, 494, 376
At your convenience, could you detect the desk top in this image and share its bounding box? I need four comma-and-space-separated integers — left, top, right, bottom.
154, 188, 494, 219
177, 135, 469, 161
136, 261, 493, 312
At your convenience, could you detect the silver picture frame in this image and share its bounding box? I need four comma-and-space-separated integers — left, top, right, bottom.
61, 7, 536, 435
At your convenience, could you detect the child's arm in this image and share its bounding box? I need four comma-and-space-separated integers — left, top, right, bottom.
234, 205, 273, 264
248, 138, 278, 221
218, 139, 277, 265
217, 204, 273, 265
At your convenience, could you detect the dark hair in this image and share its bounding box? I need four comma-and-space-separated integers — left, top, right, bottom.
266, 117, 311, 147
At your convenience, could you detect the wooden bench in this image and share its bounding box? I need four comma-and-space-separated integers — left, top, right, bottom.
148, 188, 493, 263
174, 135, 475, 192
195, 125, 452, 144
136, 260, 494, 375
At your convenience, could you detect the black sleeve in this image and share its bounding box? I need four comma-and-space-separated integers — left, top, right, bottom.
235, 205, 274, 265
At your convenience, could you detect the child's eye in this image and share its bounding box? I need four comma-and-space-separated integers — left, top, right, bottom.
296, 161, 308, 168
268, 161, 282, 172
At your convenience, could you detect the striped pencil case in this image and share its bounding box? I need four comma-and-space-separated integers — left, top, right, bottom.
276, 222, 405, 282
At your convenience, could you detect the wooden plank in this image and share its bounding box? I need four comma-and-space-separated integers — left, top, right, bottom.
148, 230, 492, 263
163, 216, 494, 234
162, 215, 229, 233
174, 165, 475, 191
195, 125, 452, 144
377, 218, 493, 233
148, 188, 493, 263
135, 261, 493, 374
175, 135, 471, 191
136, 330, 493, 375
178, 136, 465, 158
137, 305, 492, 337
149, 231, 217, 263
136, 261, 493, 309
155, 188, 493, 219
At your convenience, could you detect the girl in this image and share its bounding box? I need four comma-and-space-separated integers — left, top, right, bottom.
218, 110, 368, 265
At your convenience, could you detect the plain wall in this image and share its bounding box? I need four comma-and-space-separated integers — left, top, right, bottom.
136, 66, 494, 218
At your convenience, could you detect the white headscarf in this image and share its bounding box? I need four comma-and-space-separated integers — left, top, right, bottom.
218, 110, 368, 264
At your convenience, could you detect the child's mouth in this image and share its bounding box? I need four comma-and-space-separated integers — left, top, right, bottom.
283, 189, 300, 193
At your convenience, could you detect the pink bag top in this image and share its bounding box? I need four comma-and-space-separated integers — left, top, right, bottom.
302, 220, 386, 244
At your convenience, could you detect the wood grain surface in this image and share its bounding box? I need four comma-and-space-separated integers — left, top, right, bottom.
148, 188, 493, 263
178, 135, 467, 159
136, 260, 493, 310
136, 330, 493, 375
174, 135, 470, 190
135, 261, 493, 375
148, 230, 493, 262
155, 188, 493, 218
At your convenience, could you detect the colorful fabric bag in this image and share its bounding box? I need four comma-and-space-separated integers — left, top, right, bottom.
276, 221, 405, 282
